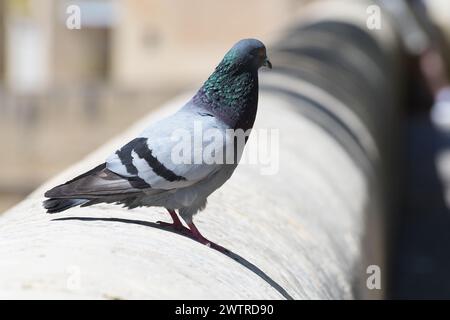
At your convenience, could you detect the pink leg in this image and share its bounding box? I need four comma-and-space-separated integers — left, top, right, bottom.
157, 209, 188, 232
187, 221, 228, 253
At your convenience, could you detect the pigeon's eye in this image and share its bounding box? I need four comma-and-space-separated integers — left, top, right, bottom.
256, 48, 266, 59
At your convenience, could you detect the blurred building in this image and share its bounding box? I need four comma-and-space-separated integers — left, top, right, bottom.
1, 0, 292, 91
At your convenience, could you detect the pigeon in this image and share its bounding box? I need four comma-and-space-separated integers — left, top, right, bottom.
43, 38, 272, 248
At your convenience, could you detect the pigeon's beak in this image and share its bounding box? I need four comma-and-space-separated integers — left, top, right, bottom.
263, 57, 272, 69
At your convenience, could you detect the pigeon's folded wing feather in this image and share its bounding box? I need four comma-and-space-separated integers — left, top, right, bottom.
106, 109, 229, 190
44, 163, 148, 198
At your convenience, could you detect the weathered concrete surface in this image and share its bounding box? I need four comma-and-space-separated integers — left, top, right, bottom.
0, 0, 403, 299
0, 92, 368, 299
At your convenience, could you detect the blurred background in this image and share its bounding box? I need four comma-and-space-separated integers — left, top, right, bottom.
0, 0, 293, 212
1, 0, 450, 299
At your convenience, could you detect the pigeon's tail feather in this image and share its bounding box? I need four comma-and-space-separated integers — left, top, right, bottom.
44, 162, 146, 200
44, 198, 89, 214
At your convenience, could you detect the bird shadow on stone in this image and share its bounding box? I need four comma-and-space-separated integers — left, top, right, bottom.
52, 216, 293, 300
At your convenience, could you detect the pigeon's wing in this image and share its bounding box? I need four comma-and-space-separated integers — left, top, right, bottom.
44, 163, 149, 199
106, 109, 230, 190
45, 108, 228, 200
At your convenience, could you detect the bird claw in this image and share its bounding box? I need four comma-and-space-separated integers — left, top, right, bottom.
191, 236, 229, 253
156, 220, 171, 227
156, 220, 188, 233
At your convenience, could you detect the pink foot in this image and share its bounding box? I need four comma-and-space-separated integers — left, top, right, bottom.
157, 209, 189, 233
156, 220, 189, 232
187, 222, 229, 253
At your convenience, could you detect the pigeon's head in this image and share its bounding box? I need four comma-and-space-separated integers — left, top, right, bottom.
224, 39, 272, 71
194, 38, 270, 130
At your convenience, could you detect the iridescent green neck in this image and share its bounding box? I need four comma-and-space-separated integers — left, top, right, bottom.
193, 50, 259, 130
204, 50, 253, 98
